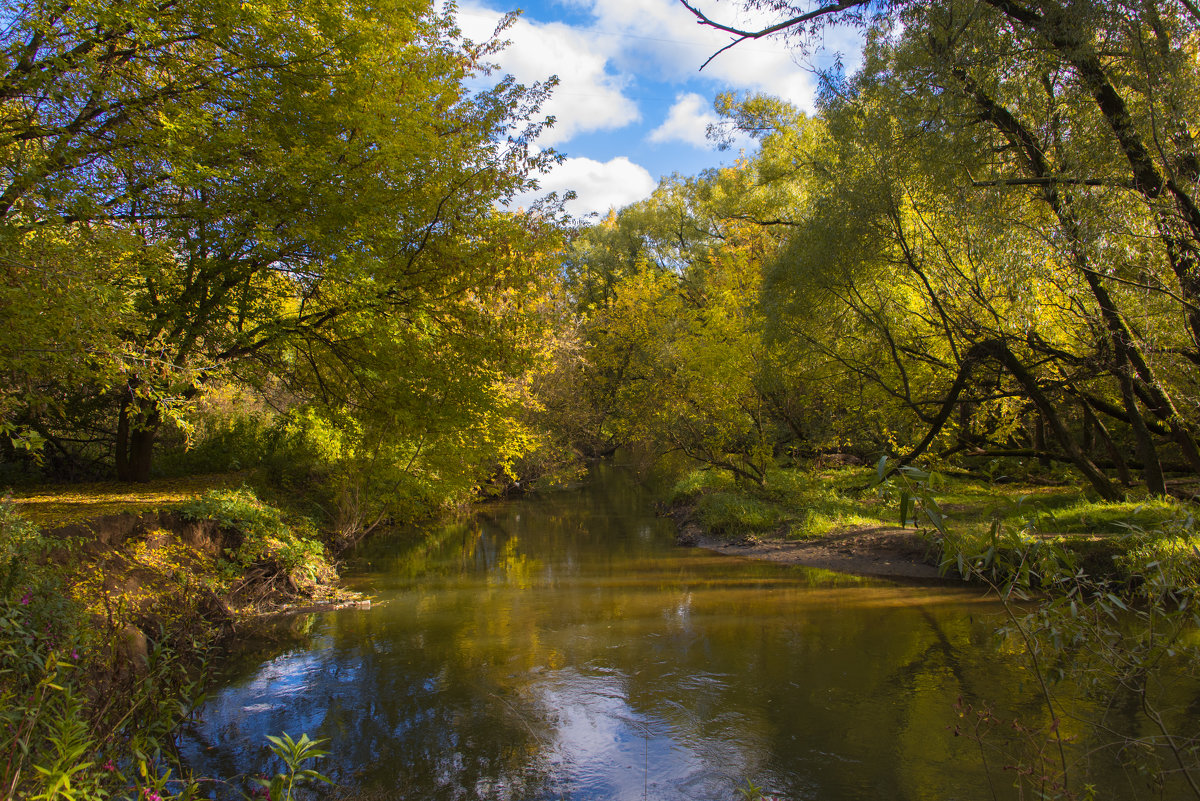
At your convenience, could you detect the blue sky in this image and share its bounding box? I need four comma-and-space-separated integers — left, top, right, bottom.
453, 0, 865, 218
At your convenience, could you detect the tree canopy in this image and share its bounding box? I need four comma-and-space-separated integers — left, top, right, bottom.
0, 0, 563, 523
550, 0, 1200, 498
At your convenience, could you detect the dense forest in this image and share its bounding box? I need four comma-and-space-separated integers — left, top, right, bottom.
556, 0, 1200, 504
3, 0, 1200, 798
4, 0, 1200, 511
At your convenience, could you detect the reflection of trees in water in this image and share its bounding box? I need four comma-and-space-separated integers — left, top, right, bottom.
187, 468, 1176, 801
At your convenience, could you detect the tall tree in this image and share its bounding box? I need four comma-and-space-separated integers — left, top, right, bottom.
1, 0, 564, 481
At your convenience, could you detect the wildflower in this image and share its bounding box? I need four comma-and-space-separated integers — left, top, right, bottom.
103, 759, 116, 772
19, 592, 31, 605
142, 789, 162, 801
71, 648, 79, 660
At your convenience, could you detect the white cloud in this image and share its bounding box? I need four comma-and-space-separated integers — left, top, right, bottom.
570, 0, 857, 112
648, 93, 719, 148
511, 156, 657, 218
456, 4, 639, 146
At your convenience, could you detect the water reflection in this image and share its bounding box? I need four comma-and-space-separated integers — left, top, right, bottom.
183, 467, 1148, 800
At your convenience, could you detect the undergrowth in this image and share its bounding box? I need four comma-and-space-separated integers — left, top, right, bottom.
669, 465, 886, 539
177, 488, 334, 588
1, 499, 207, 800
1, 495, 337, 801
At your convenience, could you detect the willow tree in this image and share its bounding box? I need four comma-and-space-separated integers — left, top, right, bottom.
690, 0, 1200, 495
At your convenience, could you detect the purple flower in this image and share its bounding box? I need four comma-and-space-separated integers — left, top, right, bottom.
103, 759, 116, 772
71, 648, 79, 660
142, 790, 162, 801
19, 592, 31, 605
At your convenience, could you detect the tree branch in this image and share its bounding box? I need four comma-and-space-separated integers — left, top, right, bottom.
680, 0, 871, 69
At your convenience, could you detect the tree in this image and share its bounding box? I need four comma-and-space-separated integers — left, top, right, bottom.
0, 0, 564, 482
686, 0, 1200, 495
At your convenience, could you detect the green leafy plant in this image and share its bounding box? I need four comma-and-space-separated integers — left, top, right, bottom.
251, 733, 332, 801
178, 489, 330, 584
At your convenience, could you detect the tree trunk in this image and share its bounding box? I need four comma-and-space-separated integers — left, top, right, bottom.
1089, 412, 1132, 489
115, 389, 159, 483
1116, 364, 1166, 495
984, 340, 1124, 501
1080, 401, 1094, 454
115, 391, 132, 481
1034, 413, 1050, 468
127, 412, 159, 483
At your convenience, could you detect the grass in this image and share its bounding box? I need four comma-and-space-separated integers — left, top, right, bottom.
669, 462, 1199, 571
670, 465, 889, 540
7, 472, 249, 527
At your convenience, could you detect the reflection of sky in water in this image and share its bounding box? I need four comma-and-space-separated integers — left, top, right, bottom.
534, 668, 719, 801
181, 468, 1174, 801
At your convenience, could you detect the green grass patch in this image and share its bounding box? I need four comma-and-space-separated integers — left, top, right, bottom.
8, 472, 247, 527
668, 468, 737, 504
671, 465, 889, 540
1017, 497, 1184, 535
696, 492, 786, 536
918, 486, 1198, 591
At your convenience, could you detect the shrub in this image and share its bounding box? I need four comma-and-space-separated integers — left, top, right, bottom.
177, 489, 332, 585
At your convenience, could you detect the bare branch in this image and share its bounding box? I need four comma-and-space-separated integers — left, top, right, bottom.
679, 0, 871, 69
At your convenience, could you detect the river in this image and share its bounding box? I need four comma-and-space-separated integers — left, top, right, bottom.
181, 466, 1175, 800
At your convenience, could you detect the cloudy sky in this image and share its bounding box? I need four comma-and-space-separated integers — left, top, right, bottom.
453, 0, 864, 218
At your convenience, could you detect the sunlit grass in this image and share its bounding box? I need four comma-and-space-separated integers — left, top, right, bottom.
672, 465, 891, 539
8, 472, 247, 527
670, 462, 1197, 553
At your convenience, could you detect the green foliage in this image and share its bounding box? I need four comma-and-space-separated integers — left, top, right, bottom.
260, 403, 523, 539
251, 733, 332, 801
156, 401, 274, 477
668, 469, 736, 504
1, 0, 564, 487
696, 492, 785, 537
178, 489, 328, 582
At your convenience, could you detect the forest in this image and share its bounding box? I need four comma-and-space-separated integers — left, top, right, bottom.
2, 0, 1200, 799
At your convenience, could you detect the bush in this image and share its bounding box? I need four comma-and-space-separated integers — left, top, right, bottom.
156, 414, 272, 477
178, 489, 332, 585
0, 500, 206, 801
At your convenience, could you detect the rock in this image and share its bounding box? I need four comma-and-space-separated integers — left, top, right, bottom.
675, 522, 702, 546
119, 624, 149, 675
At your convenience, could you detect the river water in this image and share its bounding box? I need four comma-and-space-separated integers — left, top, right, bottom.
181, 467, 1174, 800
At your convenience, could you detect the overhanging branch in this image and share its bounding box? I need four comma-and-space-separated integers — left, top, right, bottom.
680, 0, 871, 69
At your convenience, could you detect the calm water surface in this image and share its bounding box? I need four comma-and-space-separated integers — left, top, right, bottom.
182, 468, 1159, 800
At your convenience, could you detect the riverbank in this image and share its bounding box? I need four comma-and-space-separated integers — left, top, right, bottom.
679, 522, 950, 581
660, 463, 1200, 591
0, 475, 364, 800
665, 492, 949, 580
12, 475, 366, 626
